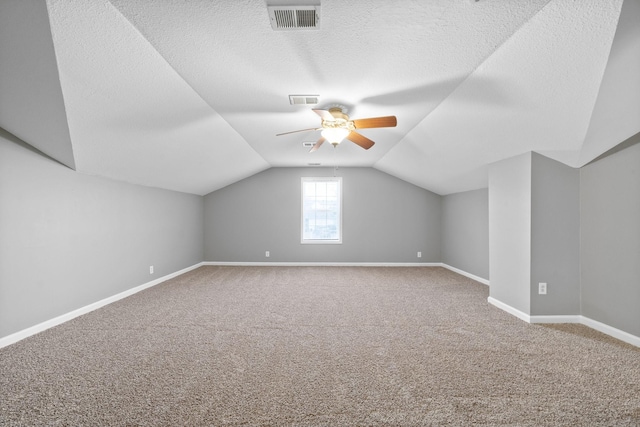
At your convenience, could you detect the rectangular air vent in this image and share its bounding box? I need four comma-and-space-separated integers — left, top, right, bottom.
302, 142, 315, 148
289, 95, 319, 105
268, 6, 320, 30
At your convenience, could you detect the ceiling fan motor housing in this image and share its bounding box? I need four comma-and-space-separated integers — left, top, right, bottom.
323, 108, 355, 131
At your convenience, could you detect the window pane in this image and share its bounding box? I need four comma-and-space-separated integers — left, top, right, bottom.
302, 177, 341, 243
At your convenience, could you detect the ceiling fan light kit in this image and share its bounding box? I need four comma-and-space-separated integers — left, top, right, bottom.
321, 127, 350, 146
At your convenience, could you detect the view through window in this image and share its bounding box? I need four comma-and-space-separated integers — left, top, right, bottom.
301, 177, 342, 244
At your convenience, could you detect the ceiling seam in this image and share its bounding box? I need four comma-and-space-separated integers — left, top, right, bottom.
104, 0, 270, 167
374, 0, 556, 170
35, 0, 78, 171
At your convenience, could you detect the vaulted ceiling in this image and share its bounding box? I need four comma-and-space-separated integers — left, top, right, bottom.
1, 0, 639, 195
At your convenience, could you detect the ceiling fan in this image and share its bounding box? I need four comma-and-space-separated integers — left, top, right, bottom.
276, 107, 397, 152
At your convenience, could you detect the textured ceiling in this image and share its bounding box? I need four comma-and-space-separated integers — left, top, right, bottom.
0, 0, 637, 195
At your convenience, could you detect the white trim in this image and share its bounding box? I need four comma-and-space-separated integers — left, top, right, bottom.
0, 262, 204, 349
203, 261, 441, 267
488, 297, 640, 348
581, 316, 640, 348
204, 263, 490, 284
5, 263, 637, 350
529, 315, 581, 324
441, 264, 490, 285
487, 296, 531, 322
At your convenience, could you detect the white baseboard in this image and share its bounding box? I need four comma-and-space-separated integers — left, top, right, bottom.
205, 263, 486, 282
487, 297, 531, 322
529, 315, 582, 324
0, 262, 204, 349
5, 263, 637, 350
205, 262, 491, 287
203, 261, 441, 267
581, 316, 640, 348
441, 264, 489, 285
488, 297, 640, 348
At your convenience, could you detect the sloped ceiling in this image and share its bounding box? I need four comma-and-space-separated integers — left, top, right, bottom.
0, 0, 75, 169
0, 0, 637, 195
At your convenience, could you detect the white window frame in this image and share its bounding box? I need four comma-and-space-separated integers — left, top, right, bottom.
301, 177, 342, 244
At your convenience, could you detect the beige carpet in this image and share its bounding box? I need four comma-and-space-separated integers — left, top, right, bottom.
1, 266, 639, 426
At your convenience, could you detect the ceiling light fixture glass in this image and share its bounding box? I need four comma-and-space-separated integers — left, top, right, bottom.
321, 127, 350, 146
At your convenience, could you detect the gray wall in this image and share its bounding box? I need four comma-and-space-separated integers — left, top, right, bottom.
580, 140, 640, 337
530, 153, 580, 315
488, 153, 532, 314
0, 129, 204, 339
204, 167, 441, 263
441, 188, 489, 280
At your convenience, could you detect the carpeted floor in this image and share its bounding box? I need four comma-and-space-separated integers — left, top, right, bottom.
1, 266, 639, 426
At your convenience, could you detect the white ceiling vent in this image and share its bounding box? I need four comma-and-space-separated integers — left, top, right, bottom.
289, 94, 319, 105
302, 142, 315, 148
268, 6, 320, 30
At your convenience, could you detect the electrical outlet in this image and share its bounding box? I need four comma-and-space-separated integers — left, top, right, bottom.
417, 251, 422, 258
265, 251, 270, 258
538, 282, 547, 295
150, 265, 154, 274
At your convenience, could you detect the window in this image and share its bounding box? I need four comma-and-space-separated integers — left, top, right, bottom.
301, 177, 342, 244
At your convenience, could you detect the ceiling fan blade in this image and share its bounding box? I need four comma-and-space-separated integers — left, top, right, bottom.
346, 131, 375, 150
309, 137, 325, 153
312, 109, 335, 122
276, 127, 321, 136
352, 116, 397, 129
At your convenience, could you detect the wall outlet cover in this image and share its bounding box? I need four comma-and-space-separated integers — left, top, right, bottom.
539, 282, 547, 295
